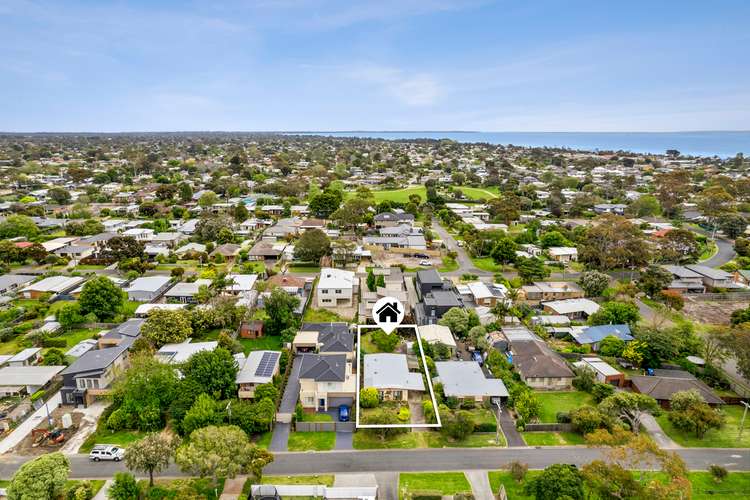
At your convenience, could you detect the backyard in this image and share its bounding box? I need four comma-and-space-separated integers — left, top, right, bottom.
239, 335, 283, 354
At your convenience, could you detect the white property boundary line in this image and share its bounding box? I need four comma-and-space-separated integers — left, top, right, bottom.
355, 324, 442, 429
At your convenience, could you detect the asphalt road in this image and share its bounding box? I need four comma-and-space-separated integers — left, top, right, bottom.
1, 447, 748, 480
430, 219, 491, 277
703, 237, 736, 268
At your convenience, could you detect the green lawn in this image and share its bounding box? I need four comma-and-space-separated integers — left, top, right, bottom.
303, 307, 345, 323
522, 431, 586, 446
371, 186, 427, 203
458, 187, 499, 200
534, 391, 595, 423
254, 431, 272, 449
66, 480, 105, 496
488, 471, 541, 499
488, 470, 750, 499
79, 429, 147, 453
241, 261, 267, 274
262, 475, 335, 486
438, 256, 459, 272
656, 405, 750, 448
287, 431, 336, 451
288, 263, 320, 273
298, 412, 333, 422
426, 432, 506, 448
353, 430, 426, 449
700, 240, 719, 261
58, 328, 100, 347
399, 472, 471, 497
239, 335, 283, 354
471, 257, 504, 273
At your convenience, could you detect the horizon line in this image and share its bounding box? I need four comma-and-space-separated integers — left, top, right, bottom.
1, 129, 750, 135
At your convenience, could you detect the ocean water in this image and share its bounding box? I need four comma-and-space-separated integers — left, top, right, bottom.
295, 131, 749, 158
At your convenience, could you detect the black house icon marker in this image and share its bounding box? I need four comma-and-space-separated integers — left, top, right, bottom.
375, 302, 401, 323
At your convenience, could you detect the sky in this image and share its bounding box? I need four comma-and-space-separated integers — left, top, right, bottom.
1, 0, 750, 132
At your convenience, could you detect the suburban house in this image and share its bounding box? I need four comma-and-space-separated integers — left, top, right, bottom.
570, 324, 633, 351
416, 324, 457, 353
498, 327, 574, 390
225, 274, 259, 295
733, 269, 750, 287
163, 279, 212, 304
0, 365, 65, 397
542, 298, 600, 320
661, 265, 707, 293
373, 211, 415, 228
413, 269, 463, 325
0, 274, 35, 296
155, 339, 218, 364
547, 247, 578, 263
98, 318, 145, 348
573, 357, 625, 386
174, 242, 207, 258
520, 281, 584, 305
298, 353, 356, 412
20, 276, 85, 299
630, 370, 724, 408
317, 268, 357, 309
237, 350, 281, 399
593, 203, 627, 215
435, 361, 509, 404
292, 323, 354, 360
363, 353, 425, 402
685, 265, 738, 291
415, 269, 445, 299
456, 281, 508, 307
124, 276, 172, 302
60, 341, 131, 406
359, 268, 410, 322
7, 348, 42, 367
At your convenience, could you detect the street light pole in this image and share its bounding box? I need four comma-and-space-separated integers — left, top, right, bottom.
738, 401, 750, 439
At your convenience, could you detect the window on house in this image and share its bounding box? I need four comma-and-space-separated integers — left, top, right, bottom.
335, 289, 342, 294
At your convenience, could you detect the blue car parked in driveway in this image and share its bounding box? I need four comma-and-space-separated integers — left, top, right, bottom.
338, 405, 350, 422
471, 350, 483, 366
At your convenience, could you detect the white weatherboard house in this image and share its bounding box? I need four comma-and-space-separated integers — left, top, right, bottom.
317, 268, 357, 308
363, 353, 424, 402
435, 361, 508, 403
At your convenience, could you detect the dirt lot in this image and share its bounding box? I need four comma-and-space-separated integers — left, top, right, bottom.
682, 297, 748, 325
12, 407, 84, 456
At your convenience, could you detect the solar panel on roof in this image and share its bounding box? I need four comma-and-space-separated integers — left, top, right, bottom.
254, 351, 279, 377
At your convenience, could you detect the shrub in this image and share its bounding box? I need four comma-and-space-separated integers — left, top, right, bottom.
371, 329, 399, 352
709, 464, 728, 483
360, 387, 380, 409
397, 406, 411, 423
591, 383, 615, 403
508, 460, 528, 483
556, 411, 571, 424
41, 337, 67, 348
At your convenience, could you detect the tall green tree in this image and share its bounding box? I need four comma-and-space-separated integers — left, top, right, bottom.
7, 452, 70, 500
125, 432, 179, 486
175, 425, 274, 485
181, 348, 238, 400
79, 275, 125, 320
264, 287, 300, 336
293, 228, 331, 262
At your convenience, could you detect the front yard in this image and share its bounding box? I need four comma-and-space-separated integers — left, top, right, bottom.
534, 391, 595, 423
488, 471, 750, 499
399, 472, 472, 497
522, 431, 586, 446
656, 405, 750, 448
287, 431, 336, 451
261, 475, 335, 486
79, 429, 147, 453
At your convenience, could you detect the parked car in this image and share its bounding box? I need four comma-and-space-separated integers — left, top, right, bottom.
338, 405, 350, 422
419, 259, 431, 266
471, 350, 484, 366
89, 444, 124, 462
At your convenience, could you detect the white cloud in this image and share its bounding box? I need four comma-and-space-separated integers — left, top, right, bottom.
347, 65, 442, 106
